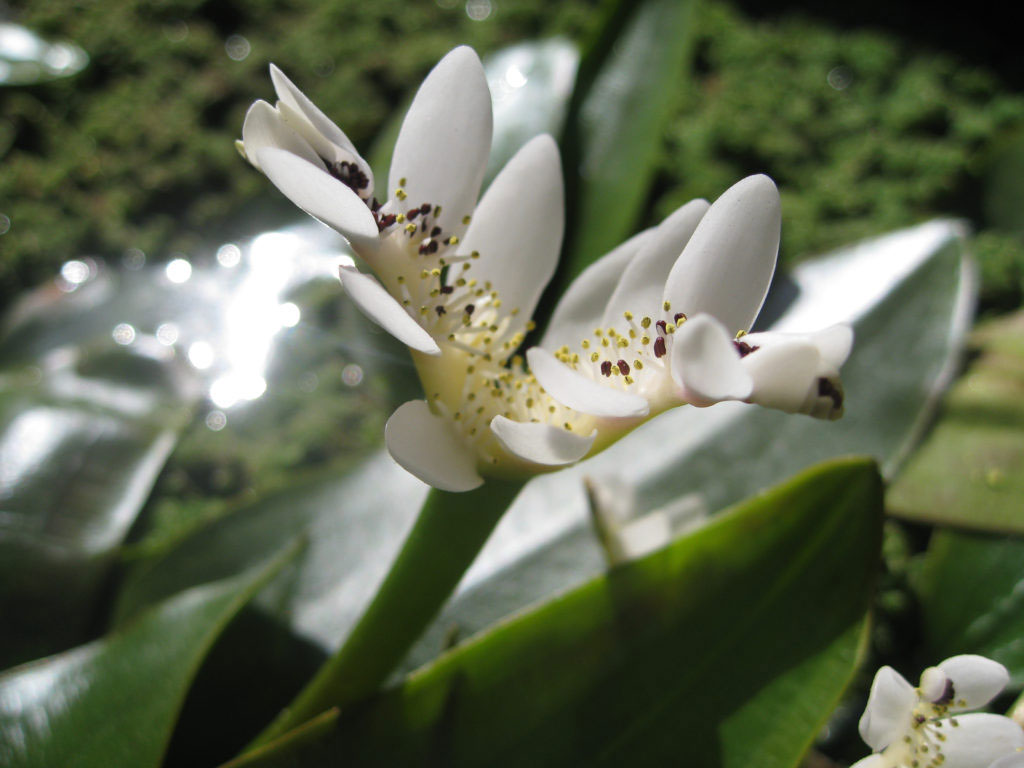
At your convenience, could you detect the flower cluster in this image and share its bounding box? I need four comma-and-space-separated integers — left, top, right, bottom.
239, 46, 852, 492
854, 655, 1024, 768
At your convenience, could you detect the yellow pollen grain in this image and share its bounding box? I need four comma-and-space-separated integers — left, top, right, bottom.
590, 352, 600, 362
624, 376, 634, 384
564, 422, 572, 431
665, 322, 676, 333
405, 223, 417, 234
395, 189, 408, 201
430, 268, 441, 276
526, 321, 536, 331
663, 300, 671, 311
634, 360, 643, 369
641, 335, 650, 345
623, 311, 633, 321
462, 215, 471, 225
447, 236, 459, 245
617, 338, 628, 348
399, 177, 407, 186
601, 338, 610, 347
641, 317, 652, 329
456, 278, 467, 286
548, 405, 556, 413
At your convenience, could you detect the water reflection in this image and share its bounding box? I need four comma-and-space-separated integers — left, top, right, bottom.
165, 257, 192, 284
111, 323, 136, 346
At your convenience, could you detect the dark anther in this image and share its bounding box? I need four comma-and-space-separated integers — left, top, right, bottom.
600, 360, 613, 377
435, 306, 446, 316
734, 340, 760, 358
914, 714, 927, 725
440, 285, 454, 294
935, 680, 956, 705
674, 312, 686, 324
420, 203, 432, 215
653, 337, 667, 358
464, 304, 475, 315
377, 213, 397, 232
371, 197, 381, 212
430, 226, 442, 238
617, 359, 630, 375
656, 320, 667, 334
408, 208, 420, 220
817, 377, 843, 410
326, 160, 370, 194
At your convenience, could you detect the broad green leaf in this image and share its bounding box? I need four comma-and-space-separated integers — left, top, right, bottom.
887, 309, 1024, 532
914, 529, 1024, 686
0, 339, 194, 668
226, 457, 882, 768
0, 539, 302, 768
554, 0, 698, 286
0, 219, 351, 669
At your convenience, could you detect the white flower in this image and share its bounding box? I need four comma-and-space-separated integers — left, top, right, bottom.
529, 174, 851, 436
852, 655, 1024, 768
239, 47, 851, 492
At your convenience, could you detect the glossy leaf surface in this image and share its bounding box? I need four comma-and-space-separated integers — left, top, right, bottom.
229, 458, 882, 768
0, 541, 301, 768
888, 309, 1024, 532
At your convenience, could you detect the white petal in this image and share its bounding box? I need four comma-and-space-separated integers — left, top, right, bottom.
743, 324, 853, 376
541, 228, 655, 351
939, 655, 1010, 711
489, 415, 595, 466
663, 174, 781, 334
989, 751, 1024, 768
812, 323, 854, 370
241, 101, 322, 171
670, 314, 753, 405
456, 135, 563, 332
255, 148, 380, 253
742, 339, 820, 414
388, 46, 492, 239
526, 347, 649, 418
938, 714, 1024, 768
270, 65, 362, 160
338, 265, 440, 355
602, 198, 709, 328
858, 666, 917, 752
385, 401, 483, 492
920, 666, 950, 703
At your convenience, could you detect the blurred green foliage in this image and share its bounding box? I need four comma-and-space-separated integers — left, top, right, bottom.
1, 0, 596, 301
5, 1, 1024, 306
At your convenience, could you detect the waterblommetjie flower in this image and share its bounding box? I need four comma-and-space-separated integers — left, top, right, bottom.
853, 655, 1024, 768
239, 46, 851, 492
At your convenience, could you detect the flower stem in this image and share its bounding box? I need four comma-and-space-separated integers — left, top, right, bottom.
248, 477, 525, 749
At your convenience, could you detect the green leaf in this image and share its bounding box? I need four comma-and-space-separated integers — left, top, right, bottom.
225, 457, 882, 768
887, 309, 1024, 533
0, 330, 195, 668
914, 529, 1024, 687
0, 538, 303, 768
553, 0, 698, 289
